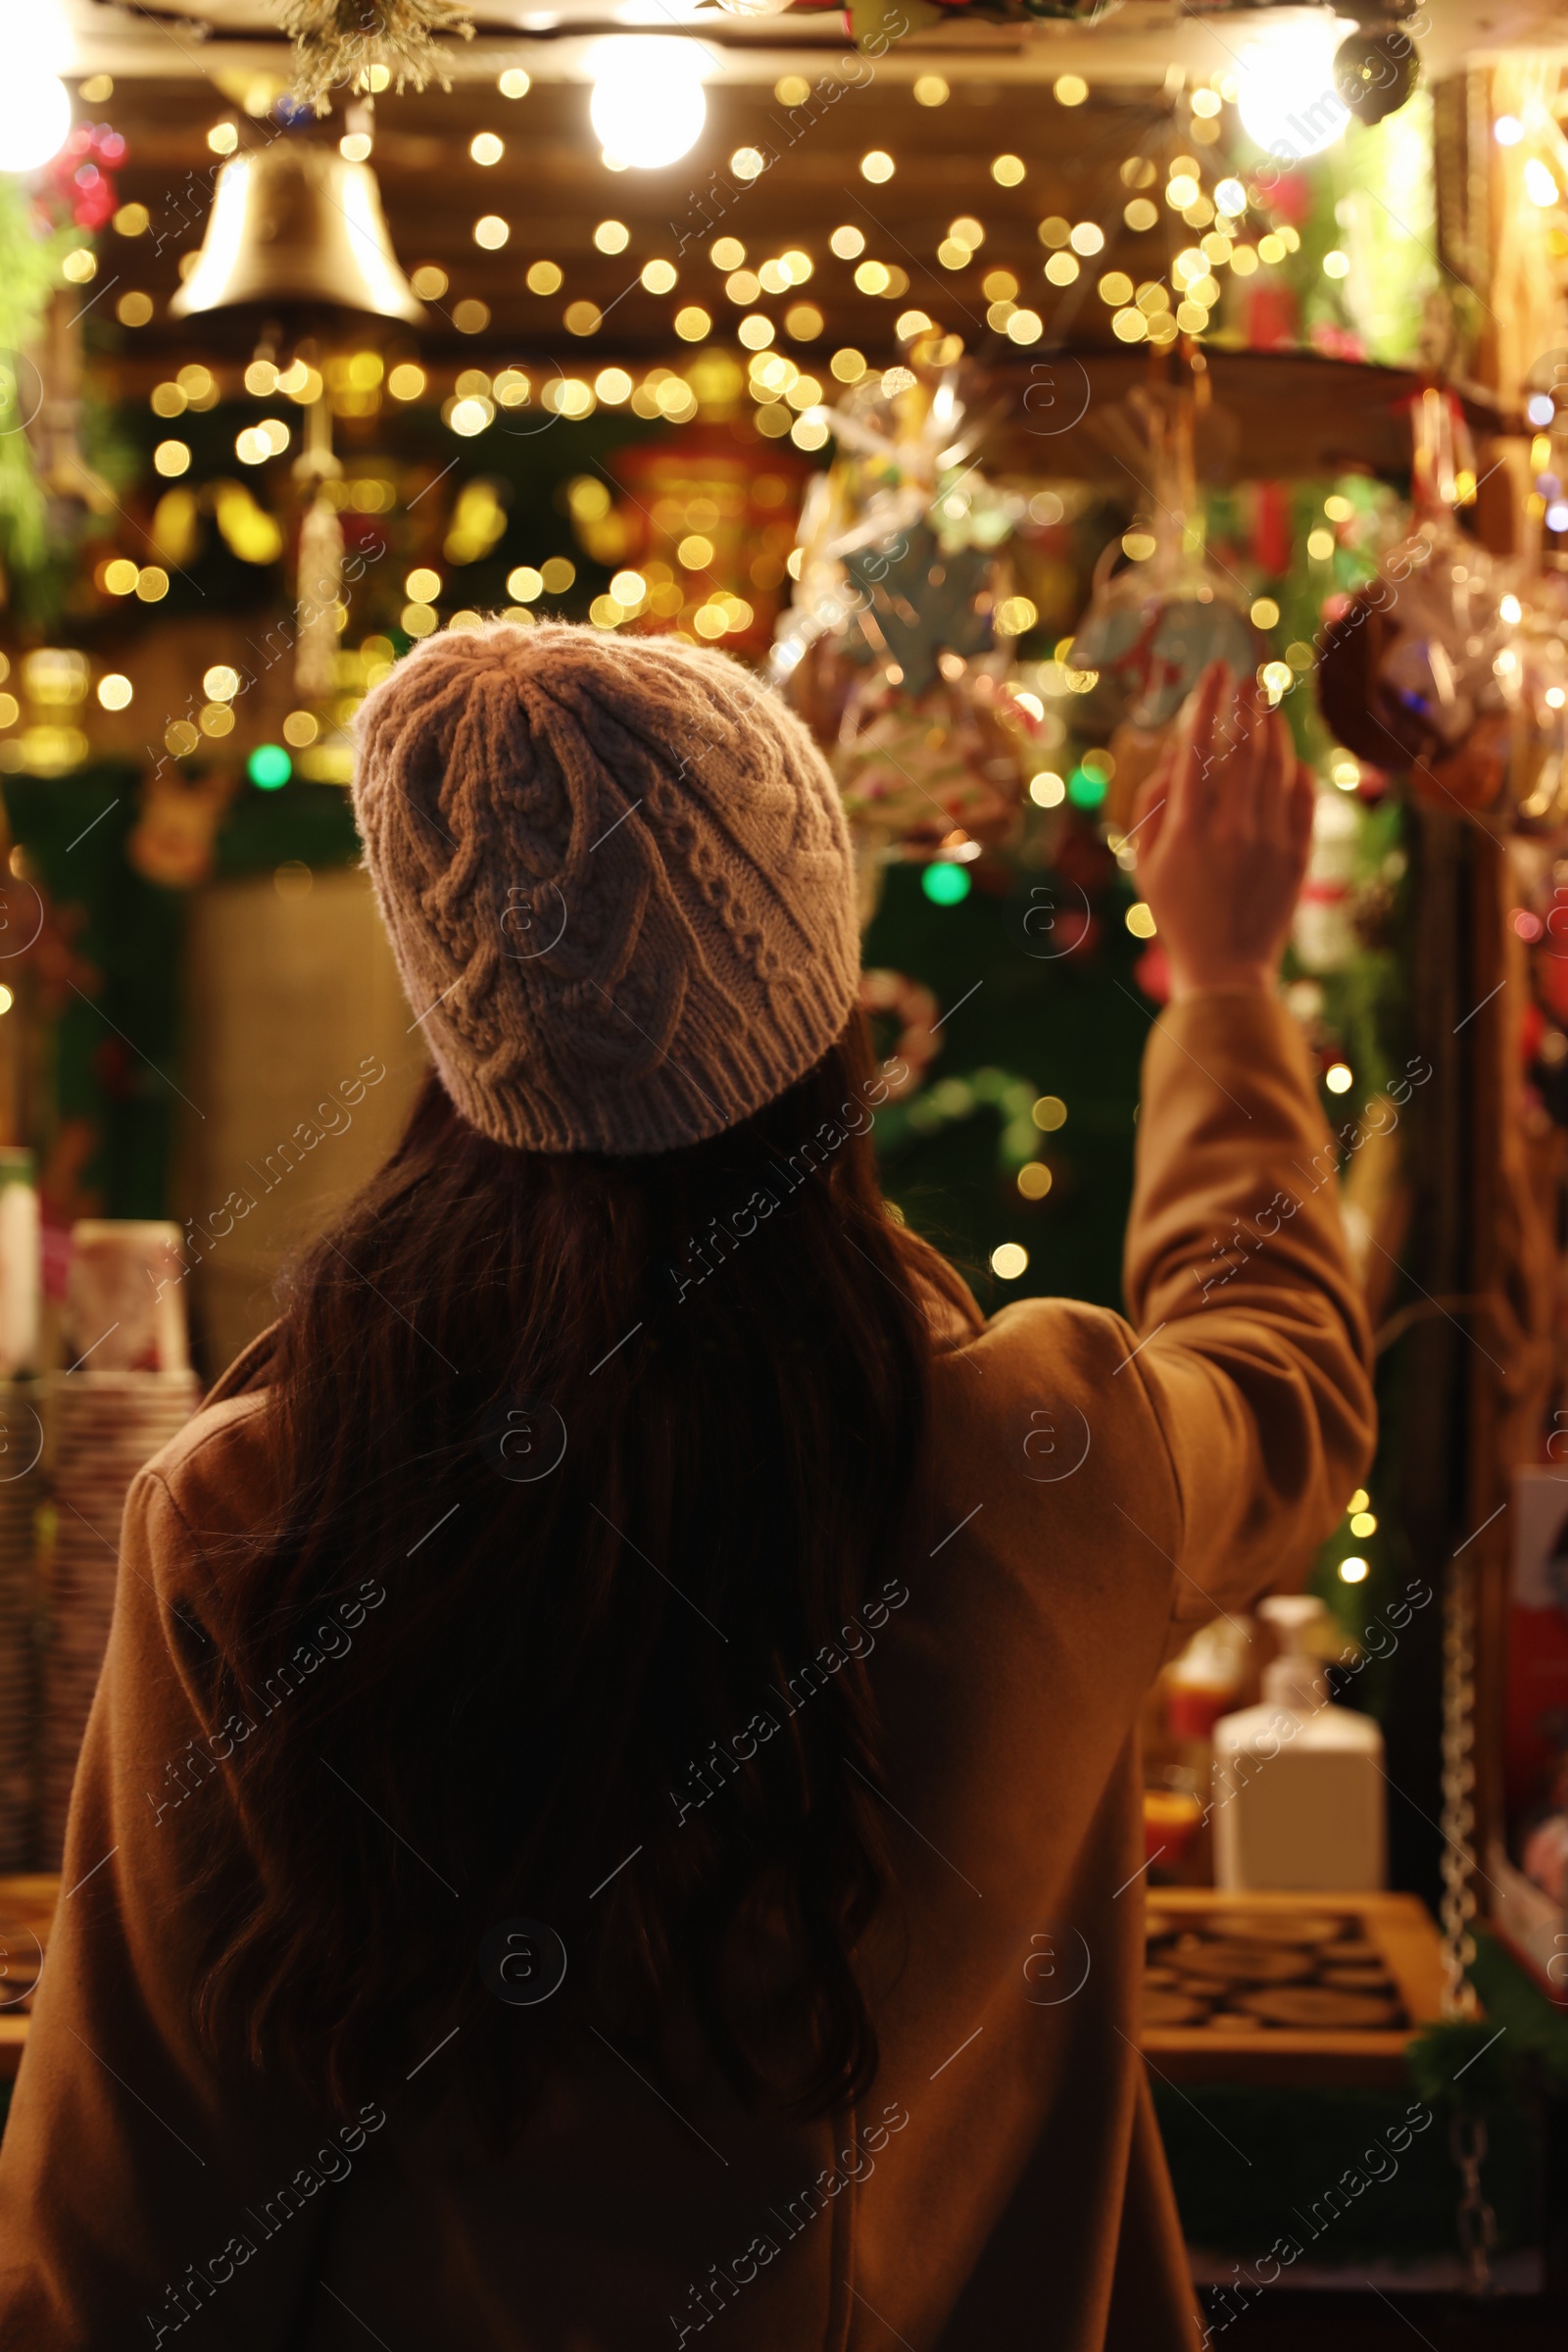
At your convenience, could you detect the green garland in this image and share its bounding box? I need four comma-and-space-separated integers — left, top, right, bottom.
0, 180, 77, 581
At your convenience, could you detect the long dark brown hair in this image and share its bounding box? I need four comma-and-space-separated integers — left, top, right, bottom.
192, 1012, 967, 2124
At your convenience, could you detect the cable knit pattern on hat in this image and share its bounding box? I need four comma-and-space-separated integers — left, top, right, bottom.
353, 620, 860, 1155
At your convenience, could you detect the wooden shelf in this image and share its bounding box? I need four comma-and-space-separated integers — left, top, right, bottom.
983, 348, 1504, 484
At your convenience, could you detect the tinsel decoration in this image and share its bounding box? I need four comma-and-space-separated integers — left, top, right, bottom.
293, 390, 344, 696
280, 0, 474, 115
295, 490, 343, 698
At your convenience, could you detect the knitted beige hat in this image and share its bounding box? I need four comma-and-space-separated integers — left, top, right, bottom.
353, 620, 859, 1156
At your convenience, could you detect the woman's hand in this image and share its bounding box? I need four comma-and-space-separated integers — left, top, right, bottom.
1131, 661, 1316, 1002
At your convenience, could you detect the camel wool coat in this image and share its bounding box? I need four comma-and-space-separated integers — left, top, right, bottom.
0, 987, 1375, 2351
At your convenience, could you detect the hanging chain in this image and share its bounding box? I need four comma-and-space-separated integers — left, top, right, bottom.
1448, 2115, 1497, 2295
1440, 1555, 1495, 2292
1439, 1557, 1481, 2022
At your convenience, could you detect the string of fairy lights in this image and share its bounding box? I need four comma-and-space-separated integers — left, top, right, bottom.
0, 56, 1370, 784
71, 60, 1324, 438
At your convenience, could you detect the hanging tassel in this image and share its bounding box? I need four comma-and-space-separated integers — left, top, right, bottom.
295, 490, 343, 701
280, 0, 474, 116
294, 388, 344, 702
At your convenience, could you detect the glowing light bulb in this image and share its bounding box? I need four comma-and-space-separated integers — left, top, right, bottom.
1525, 158, 1559, 209
589, 38, 708, 171
1237, 23, 1348, 161
0, 0, 72, 170
0, 72, 71, 172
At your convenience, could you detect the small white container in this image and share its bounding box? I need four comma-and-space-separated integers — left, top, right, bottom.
65, 1219, 190, 1375
1212, 1594, 1386, 1891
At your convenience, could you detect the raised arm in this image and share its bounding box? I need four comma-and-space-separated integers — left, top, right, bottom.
1121, 665, 1376, 1637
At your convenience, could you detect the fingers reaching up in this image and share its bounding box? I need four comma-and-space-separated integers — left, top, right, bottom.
1132, 660, 1316, 1002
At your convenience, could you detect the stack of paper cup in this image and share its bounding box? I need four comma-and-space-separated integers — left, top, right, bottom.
40, 1370, 199, 1867
42, 1221, 197, 1866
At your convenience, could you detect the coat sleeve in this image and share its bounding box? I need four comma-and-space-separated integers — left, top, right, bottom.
0, 1463, 359, 2349
1119, 987, 1378, 1646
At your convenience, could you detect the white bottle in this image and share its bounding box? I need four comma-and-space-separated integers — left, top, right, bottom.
1211, 1594, 1386, 1890
0, 1152, 37, 1378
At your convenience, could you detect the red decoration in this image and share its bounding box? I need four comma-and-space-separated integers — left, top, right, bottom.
1245, 285, 1298, 352
1250, 481, 1293, 578
1262, 172, 1310, 226
47, 123, 123, 232
1311, 321, 1369, 365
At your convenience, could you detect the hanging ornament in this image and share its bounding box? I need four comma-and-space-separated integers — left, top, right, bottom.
1069, 384, 1257, 733
1067, 378, 1256, 823
293, 391, 343, 702
858, 968, 941, 1101
170, 143, 425, 323
279, 0, 474, 115
839, 525, 995, 697
830, 633, 1032, 860
774, 357, 1039, 917
1333, 22, 1421, 129
1317, 390, 1508, 812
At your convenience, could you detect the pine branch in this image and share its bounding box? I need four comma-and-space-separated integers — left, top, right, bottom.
278, 0, 475, 116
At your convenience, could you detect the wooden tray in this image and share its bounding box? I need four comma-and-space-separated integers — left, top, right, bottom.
1141, 1888, 1448, 2087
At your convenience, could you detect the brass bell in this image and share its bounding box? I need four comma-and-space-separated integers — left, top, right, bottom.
170, 142, 426, 323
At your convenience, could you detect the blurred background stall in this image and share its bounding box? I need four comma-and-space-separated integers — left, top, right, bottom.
0, 0, 1563, 2335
